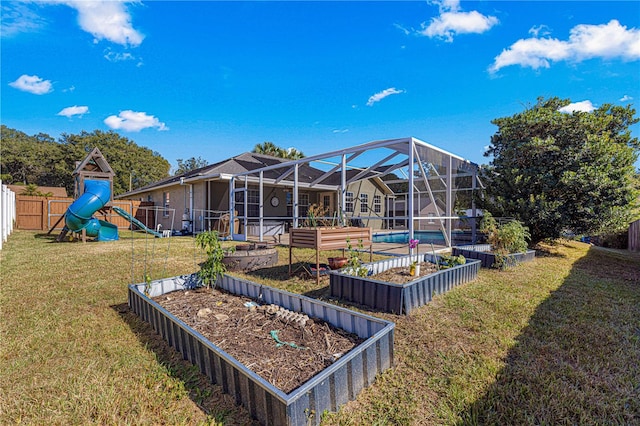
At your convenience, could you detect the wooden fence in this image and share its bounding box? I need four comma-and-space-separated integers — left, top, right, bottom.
15, 195, 153, 232
630, 219, 640, 252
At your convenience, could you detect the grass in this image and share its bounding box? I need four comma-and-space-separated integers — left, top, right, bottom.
1, 232, 639, 425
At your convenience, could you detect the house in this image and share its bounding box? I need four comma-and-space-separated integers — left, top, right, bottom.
8, 185, 69, 198
117, 152, 393, 238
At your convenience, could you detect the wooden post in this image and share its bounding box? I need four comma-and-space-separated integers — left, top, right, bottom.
316, 247, 320, 285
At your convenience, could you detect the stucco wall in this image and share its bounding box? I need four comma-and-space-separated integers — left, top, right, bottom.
347, 179, 387, 230
121, 177, 391, 232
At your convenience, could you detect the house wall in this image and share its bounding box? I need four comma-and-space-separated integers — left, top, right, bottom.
121, 178, 391, 232
346, 180, 387, 230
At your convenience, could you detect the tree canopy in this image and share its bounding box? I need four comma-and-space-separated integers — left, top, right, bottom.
174, 156, 209, 175
1, 126, 171, 196
482, 97, 640, 243
252, 142, 305, 159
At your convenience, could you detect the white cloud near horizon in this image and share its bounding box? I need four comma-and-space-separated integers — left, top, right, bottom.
367, 87, 405, 106
620, 95, 633, 102
558, 100, 596, 114
104, 110, 168, 132
419, 0, 498, 42
490, 20, 640, 73
60, 0, 144, 47
9, 74, 53, 95
57, 105, 89, 118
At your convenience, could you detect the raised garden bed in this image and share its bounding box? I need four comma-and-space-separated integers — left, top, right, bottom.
329, 254, 481, 315
452, 244, 536, 268
129, 274, 395, 426
289, 227, 373, 284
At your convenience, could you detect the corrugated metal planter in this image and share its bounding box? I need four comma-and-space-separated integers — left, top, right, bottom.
452, 244, 536, 268
329, 254, 481, 315
128, 274, 395, 426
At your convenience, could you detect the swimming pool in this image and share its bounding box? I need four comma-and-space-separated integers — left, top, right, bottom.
373, 230, 446, 245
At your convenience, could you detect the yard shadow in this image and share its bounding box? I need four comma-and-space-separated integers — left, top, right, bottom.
457, 246, 640, 424
34, 232, 61, 242
244, 263, 293, 281
111, 302, 259, 425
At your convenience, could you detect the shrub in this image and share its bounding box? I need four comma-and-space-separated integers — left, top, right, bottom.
195, 230, 227, 288
481, 212, 530, 255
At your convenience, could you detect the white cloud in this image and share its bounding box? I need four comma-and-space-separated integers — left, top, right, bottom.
9, 74, 53, 95
57, 105, 89, 118
104, 50, 134, 62
490, 20, 640, 73
529, 25, 551, 38
620, 95, 633, 102
394, 23, 410, 36
104, 110, 168, 132
367, 87, 405, 106
419, 0, 498, 42
61, 0, 144, 47
1, 2, 46, 37
558, 100, 596, 114
332, 129, 349, 134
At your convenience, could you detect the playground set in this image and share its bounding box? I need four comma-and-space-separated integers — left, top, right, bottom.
54, 148, 167, 242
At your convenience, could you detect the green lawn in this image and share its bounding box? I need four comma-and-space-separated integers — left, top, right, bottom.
1, 231, 638, 425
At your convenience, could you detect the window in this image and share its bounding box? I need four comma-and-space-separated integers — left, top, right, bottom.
247, 189, 260, 217
299, 193, 309, 218
345, 191, 354, 213
323, 195, 331, 210
286, 192, 309, 219
235, 189, 260, 217
360, 193, 368, 213
373, 195, 382, 213
162, 192, 170, 217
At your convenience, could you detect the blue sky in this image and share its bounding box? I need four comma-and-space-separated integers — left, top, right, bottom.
2, 1, 639, 172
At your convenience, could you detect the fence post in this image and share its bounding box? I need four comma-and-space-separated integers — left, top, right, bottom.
630, 220, 640, 252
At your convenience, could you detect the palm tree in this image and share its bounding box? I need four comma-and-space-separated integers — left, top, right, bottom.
252, 142, 304, 159
282, 147, 305, 160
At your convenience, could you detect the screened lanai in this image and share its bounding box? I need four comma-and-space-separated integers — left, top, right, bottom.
224, 137, 482, 249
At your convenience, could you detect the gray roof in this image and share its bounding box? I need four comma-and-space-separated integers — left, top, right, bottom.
118, 152, 337, 197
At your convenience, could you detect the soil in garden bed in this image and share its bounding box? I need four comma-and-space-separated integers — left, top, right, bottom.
369, 262, 440, 284
153, 287, 364, 394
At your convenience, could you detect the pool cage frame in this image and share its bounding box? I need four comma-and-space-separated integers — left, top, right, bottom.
226, 137, 483, 249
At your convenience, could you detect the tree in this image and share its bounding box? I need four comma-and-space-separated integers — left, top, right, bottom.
1, 126, 171, 196
252, 142, 305, 159
482, 97, 640, 243
59, 130, 171, 195
174, 156, 209, 175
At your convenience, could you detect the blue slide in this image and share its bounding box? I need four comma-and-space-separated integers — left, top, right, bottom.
64, 179, 119, 241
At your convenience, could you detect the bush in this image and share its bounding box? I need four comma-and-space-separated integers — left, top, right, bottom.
481, 212, 530, 255
195, 230, 227, 287
598, 231, 628, 249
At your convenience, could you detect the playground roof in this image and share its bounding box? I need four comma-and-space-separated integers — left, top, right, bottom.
73, 147, 114, 177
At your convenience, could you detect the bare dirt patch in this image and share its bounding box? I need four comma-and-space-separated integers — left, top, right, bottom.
369, 262, 440, 284
153, 287, 364, 394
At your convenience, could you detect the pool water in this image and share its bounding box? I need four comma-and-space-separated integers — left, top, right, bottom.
373, 230, 446, 245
